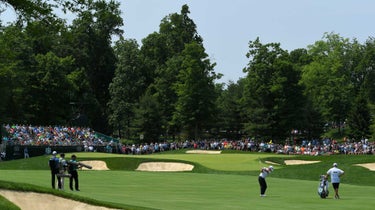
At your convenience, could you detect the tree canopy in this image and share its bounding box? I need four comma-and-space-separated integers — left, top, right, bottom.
0, 2, 374, 142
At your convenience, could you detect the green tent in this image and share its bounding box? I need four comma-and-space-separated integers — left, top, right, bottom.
94, 132, 119, 143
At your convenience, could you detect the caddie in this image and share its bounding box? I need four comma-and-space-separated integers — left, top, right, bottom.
58, 153, 68, 190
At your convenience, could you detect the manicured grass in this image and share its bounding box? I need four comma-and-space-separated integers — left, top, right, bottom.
0, 152, 374, 210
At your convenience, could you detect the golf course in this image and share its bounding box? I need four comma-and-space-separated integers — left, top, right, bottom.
0, 150, 374, 210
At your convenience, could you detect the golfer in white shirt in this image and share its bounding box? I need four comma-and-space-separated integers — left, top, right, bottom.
326, 163, 344, 199
258, 165, 274, 197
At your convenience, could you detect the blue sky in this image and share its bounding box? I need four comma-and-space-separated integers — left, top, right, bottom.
2, 0, 375, 84
122, 0, 375, 83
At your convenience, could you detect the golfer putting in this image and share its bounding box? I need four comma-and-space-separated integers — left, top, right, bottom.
258, 165, 274, 197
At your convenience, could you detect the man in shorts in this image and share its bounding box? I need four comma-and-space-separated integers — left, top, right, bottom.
326, 163, 344, 199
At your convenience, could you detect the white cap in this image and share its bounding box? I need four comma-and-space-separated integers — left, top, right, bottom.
333, 163, 337, 167
52, 151, 57, 155
269, 165, 274, 171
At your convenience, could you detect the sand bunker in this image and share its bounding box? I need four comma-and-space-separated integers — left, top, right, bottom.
186, 150, 222, 154
0, 190, 117, 210
355, 163, 375, 171
284, 160, 321, 165
80, 160, 109, 170
136, 162, 194, 172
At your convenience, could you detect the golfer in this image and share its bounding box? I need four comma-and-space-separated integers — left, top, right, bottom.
258, 165, 274, 197
326, 163, 344, 199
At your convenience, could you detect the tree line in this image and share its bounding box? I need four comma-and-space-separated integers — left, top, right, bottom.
0, 1, 374, 143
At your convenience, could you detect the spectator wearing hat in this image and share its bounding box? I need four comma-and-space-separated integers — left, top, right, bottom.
258, 165, 274, 197
48, 151, 61, 189
326, 163, 344, 199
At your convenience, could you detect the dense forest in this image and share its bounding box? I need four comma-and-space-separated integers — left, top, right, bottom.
0, 0, 374, 143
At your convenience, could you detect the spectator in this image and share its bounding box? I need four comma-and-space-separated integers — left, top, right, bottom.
24, 147, 29, 158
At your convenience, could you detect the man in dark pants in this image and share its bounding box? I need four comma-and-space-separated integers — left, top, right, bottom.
48, 151, 61, 189
68, 154, 80, 191
258, 165, 274, 197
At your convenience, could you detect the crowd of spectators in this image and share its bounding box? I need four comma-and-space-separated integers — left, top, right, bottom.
2, 124, 374, 156
120, 137, 374, 155
2, 124, 111, 149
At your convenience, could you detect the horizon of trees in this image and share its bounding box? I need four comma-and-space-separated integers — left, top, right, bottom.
0, 0, 374, 143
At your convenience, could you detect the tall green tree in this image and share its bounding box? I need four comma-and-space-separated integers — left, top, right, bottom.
152, 56, 184, 138
134, 90, 163, 143
136, 4, 206, 140
0, 25, 25, 122
216, 79, 245, 138
355, 38, 375, 104
0, 0, 53, 22
159, 4, 203, 56
108, 39, 144, 139
0, 0, 100, 21
348, 38, 375, 139
25, 52, 75, 124
0, 17, 68, 124
301, 33, 355, 134
68, 0, 123, 132
172, 42, 218, 139
289, 48, 324, 140
347, 94, 371, 140
242, 38, 305, 142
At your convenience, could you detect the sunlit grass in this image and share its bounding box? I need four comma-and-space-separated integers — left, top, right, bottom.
1, 151, 374, 210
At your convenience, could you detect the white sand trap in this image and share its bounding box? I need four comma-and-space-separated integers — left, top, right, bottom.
355, 163, 375, 171
136, 162, 194, 172
80, 160, 109, 170
284, 160, 321, 165
186, 150, 222, 154
0, 190, 117, 210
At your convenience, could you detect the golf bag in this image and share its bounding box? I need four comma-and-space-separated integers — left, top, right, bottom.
68, 161, 92, 171
78, 162, 93, 169
317, 175, 329, 198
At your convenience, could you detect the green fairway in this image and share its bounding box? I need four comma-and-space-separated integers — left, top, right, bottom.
0, 152, 374, 210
